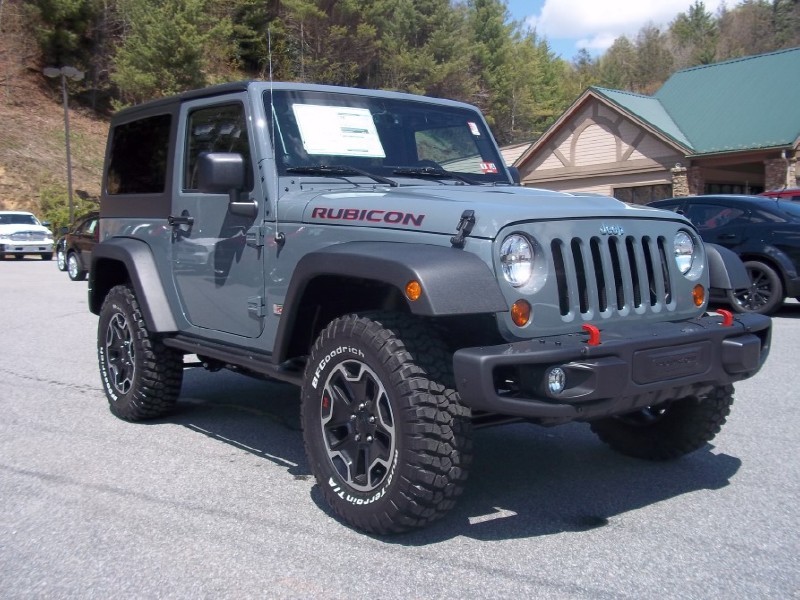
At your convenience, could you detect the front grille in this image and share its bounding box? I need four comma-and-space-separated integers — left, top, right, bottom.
10, 231, 47, 241
552, 235, 672, 317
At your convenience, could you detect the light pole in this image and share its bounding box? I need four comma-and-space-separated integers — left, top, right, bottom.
43, 66, 84, 225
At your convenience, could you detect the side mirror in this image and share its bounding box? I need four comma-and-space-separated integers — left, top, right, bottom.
197, 152, 256, 218
197, 152, 245, 194
59, 226, 69, 235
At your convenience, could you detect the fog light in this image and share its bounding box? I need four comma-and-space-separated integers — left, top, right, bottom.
692, 284, 705, 307
511, 299, 531, 327
547, 367, 566, 395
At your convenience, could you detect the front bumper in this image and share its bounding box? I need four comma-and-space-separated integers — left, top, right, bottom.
453, 312, 771, 423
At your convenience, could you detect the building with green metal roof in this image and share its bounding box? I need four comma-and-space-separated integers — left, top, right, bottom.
515, 47, 800, 202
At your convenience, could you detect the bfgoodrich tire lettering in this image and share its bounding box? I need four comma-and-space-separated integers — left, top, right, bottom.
301, 314, 472, 534
97, 284, 183, 421
589, 385, 734, 460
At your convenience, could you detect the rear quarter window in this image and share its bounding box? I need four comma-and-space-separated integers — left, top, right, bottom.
106, 114, 172, 195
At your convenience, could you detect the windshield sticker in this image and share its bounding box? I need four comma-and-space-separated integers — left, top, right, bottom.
292, 104, 386, 158
480, 162, 498, 174
468, 121, 481, 136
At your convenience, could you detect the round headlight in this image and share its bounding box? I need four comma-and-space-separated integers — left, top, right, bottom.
500, 234, 533, 287
673, 230, 695, 275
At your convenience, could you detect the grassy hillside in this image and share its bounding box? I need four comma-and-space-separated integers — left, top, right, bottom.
0, 18, 107, 213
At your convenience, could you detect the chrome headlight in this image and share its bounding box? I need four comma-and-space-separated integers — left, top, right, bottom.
500, 234, 533, 287
673, 230, 695, 275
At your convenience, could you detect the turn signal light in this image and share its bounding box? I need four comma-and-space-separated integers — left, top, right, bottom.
405, 280, 422, 301
692, 284, 706, 307
511, 299, 531, 327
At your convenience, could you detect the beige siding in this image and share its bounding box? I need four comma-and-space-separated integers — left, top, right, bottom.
574, 123, 617, 166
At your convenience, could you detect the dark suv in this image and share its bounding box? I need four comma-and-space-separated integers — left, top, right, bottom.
650, 195, 800, 314
56, 211, 99, 281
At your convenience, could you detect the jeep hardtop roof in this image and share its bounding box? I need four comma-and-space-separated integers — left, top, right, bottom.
111, 81, 483, 122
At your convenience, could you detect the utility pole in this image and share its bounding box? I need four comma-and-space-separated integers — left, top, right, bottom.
43, 66, 84, 224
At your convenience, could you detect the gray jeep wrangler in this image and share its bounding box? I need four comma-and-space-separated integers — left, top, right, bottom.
90, 81, 771, 534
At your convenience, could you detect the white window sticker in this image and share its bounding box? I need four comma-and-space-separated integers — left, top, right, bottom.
468, 121, 481, 136
292, 104, 386, 158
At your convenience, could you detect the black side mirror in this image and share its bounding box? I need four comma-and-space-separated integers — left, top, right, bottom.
197, 152, 245, 194
197, 152, 256, 217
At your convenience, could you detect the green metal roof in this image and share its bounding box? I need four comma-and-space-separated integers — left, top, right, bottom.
594, 47, 800, 156
592, 87, 692, 148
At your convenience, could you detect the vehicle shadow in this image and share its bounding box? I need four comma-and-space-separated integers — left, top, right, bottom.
166, 367, 742, 544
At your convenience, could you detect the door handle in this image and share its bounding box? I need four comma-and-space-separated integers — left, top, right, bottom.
168, 215, 195, 227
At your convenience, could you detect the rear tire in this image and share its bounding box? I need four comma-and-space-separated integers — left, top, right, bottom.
301, 313, 472, 534
590, 385, 734, 460
41, 253, 53, 261
98, 284, 183, 421
67, 252, 87, 281
56, 245, 67, 271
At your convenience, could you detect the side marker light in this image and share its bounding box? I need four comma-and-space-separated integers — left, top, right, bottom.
405, 280, 422, 301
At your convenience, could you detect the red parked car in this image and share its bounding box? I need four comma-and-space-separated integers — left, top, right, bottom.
760, 188, 800, 202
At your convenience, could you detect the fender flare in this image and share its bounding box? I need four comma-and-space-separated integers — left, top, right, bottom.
705, 243, 750, 290
273, 241, 507, 362
89, 237, 178, 332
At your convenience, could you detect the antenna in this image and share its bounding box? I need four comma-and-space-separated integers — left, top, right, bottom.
268, 26, 285, 247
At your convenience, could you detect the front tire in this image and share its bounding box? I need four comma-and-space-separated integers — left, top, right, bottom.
727, 260, 783, 315
301, 314, 472, 534
590, 385, 734, 460
97, 285, 183, 421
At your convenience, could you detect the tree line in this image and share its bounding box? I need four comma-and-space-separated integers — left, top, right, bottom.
15, 0, 800, 145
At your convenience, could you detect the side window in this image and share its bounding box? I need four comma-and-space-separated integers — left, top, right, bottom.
107, 114, 171, 195
685, 204, 745, 230
184, 103, 253, 191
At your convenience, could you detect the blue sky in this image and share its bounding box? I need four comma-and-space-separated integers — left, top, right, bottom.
505, 0, 729, 60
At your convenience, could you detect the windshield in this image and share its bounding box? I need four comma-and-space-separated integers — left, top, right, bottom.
0, 213, 39, 226
263, 90, 510, 184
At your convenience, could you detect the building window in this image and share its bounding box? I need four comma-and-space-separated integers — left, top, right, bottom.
705, 183, 764, 195
613, 184, 672, 204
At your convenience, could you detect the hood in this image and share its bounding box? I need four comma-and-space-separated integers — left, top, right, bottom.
280, 184, 682, 239
0, 223, 52, 236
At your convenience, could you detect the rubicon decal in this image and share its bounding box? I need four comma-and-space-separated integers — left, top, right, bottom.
311, 207, 425, 227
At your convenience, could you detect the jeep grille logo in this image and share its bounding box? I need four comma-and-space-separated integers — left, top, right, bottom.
599, 224, 624, 236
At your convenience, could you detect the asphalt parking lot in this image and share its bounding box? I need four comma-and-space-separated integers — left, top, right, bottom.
1, 259, 799, 599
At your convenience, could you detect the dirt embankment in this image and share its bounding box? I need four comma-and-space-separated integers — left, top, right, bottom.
0, 5, 107, 211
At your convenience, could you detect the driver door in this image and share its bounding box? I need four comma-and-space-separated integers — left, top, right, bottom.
170, 94, 266, 338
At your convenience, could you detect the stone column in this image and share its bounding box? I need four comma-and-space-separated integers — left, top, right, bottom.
764, 157, 789, 190
671, 165, 688, 197
688, 166, 704, 195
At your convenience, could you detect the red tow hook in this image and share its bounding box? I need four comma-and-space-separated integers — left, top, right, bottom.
582, 323, 601, 346
716, 309, 734, 327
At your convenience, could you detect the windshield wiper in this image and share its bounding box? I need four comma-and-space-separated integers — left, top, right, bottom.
286, 165, 398, 188
392, 167, 478, 185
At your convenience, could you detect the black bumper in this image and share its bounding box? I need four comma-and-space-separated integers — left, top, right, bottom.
453, 313, 771, 423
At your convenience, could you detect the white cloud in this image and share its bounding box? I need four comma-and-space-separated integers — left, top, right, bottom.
527, 0, 727, 52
